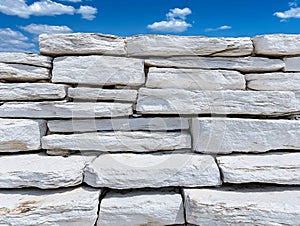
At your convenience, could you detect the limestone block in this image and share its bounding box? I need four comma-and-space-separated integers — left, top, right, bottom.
284, 57, 300, 72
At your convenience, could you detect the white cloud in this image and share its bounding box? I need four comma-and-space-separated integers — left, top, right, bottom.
20, 24, 72, 35
59, 0, 82, 2
147, 7, 192, 33
0, 28, 34, 52
205, 25, 232, 32
274, 2, 300, 21
77, 5, 97, 20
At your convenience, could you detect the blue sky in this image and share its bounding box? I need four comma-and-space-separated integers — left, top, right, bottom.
1, 0, 300, 52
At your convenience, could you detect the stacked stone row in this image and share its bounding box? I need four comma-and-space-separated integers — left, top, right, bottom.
0, 33, 299, 225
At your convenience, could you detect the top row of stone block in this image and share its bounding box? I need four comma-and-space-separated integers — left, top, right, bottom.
39, 33, 300, 57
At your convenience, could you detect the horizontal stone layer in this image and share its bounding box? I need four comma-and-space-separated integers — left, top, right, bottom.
0, 154, 93, 189
68, 87, 138, 102
192, 118, 300, 154
253, 34, 300, 56
52, 56, 145, 86
184, 187, 300, 225
0, 52, 52, 68
284, 57, 300, 72
0, 102, 132, 118
146, 68, 245, 90
0, 187, 100, 226
48, 117, 189, 132
84, 153, 221, 189
99, 191, 184, 226
0, 119, 46, 152
39, 33, 126, 56
42, 131, 191, 152
145, 56, 284, 73
217, 153, 300, 184
0, 63, 50, 81
137, 88, 300, 116
246, 72, 300, 91
127, 35, 253, 57
0, 83, 67, 101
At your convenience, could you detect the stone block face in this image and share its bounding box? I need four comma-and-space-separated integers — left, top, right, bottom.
84, 153, 221, 189
127, 35, 253, 57
217, 153, 300, 184
137, 88, 299, 116
39, 33, 126, 56
52, 56, 145, 86
284, 56, 300, 71
253, 34, 300, 56
184, 187, 300, 225
0, 119, 46, 152
0, 187, 100, 226
42, 131, 191, 152
146, 67, 245, 90
192, 118, 300, 154
98, 191, 185, 226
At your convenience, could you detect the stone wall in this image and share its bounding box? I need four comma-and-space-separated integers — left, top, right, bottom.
0, 33, 300, 225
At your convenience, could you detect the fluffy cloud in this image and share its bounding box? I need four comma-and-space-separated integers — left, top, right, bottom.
147, 7, 192, 33
205, 25, 232, 32
0, 28, 34, 52
20, 24, 72, 35
0, 0, 97, 20
274, 2, 300, 21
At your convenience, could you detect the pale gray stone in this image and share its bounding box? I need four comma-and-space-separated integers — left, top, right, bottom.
145, 56, 284, 73
42, 131, 191, 152
0, 63, 50, 81
39, 33, 126, 56
127, 35, 253, 57
185, 187, 300, 225
0, 119, 46, 152
284, 57, 300, 72
68, 87, 138, 102
98, 191, 184, 226
0, 83, 67, 100
84, 153, 221, 189
137, 88, 300, 116
0, 52, 52, 68
217, 153, 300, 184
253, 34, 300, 56
52, 56, 145, 86
0, 102, 133, 118
48, 117, 190, 133
192, 118, 300, 154
246, 72, 300, 91
146, 67, 245, 90
0, 187, 100, 226
0, 154, 94, 188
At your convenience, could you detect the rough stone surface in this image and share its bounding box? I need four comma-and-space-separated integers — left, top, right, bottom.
0, 83, 67, 100
127, 35, 253, 57
0, 154, 93, 189
98, 191, 185, 226
0, 52, 52, 68
146, 67, 245, 90
184, 187, 300, 225
68, 87, 138, 102
246, 72, 300, 91
52, 56, 144, 86
39, 33, 126, 56
137, 88, 300, 116
42, 131, 191, 152
145, 56, 284, 73
217, 153, 300, 184
0, 63, 50, 81
0, 187, 100, 226
0, 102, 133, 118
84, 153, 221, 189
48, 117, 190, 133
253, 34, 300, 56
192, 118, 300, 154
0, 119, 46, 152
284, 57, 300, 72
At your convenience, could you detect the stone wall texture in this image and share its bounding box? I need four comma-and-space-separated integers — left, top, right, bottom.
0, 33, 299, 225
